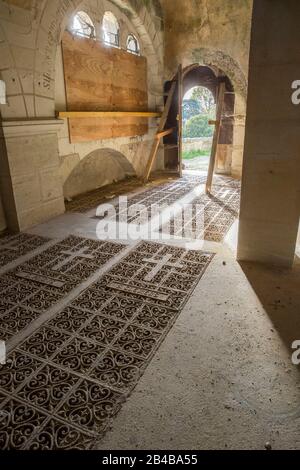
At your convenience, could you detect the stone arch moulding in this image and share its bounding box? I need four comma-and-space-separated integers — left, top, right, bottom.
62, 148, 136, 199
192, 48, 248, 99
35, 0, 164, 117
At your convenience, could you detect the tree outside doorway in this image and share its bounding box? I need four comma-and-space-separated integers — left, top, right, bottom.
182, 86, 216, 173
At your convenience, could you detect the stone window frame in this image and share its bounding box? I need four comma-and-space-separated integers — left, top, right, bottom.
71, 11, 96, 40
126, 34, 140, 56
102, 11, 120, 48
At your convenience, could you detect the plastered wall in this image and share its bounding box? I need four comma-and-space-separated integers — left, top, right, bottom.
0, 0, 164, 229
55, 1, 164, 198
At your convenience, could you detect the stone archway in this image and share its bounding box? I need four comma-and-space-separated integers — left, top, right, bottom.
181, 64, 235, 175
187, 50, 248, 179
192, 47, 247, 98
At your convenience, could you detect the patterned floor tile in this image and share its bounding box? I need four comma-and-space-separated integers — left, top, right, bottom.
114, 325, 161, 359
47, 307, 90, 334
160, 178, 241, 241
0, 233, 49, 269
55, 380, 123, 434
98, 297, 143, 322
18, 365, 80, 414
20, 327, 71, 360
0, 394, 48, 450
0, 329, 13, 342
52, 338, 105, 375
72, 286, 111, 312
0, 212, 216, 448
0, 236, 126, 348
90, 349, 144, 392
0, 351, 43, 394
79, 315, 125, 345
92, 175, 206, 223
133, 304, 177, 332
27, 419, 96, 450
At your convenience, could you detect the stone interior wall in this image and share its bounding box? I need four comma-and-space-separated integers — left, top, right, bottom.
0, 0, 164, 230
161, 0, 253, 179
56, 0, 165, 198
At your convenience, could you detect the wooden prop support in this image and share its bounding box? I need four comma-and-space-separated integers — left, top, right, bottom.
156, 128, 175, 139
143, 81, 177, 182
205, 81, 226, 194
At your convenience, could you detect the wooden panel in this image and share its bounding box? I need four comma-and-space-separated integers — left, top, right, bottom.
68, 117, 148, 143
61, 31, 148, 142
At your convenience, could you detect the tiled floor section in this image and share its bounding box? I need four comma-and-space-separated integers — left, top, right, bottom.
0, 240, 214, 449
66, 177, 143, 214
0, 233, 49, 269
0, 236, 124, 342
78, 175, 206, 221
160, 179, 241, 242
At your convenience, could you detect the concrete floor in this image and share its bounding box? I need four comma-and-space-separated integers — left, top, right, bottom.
19, 178, 300, 449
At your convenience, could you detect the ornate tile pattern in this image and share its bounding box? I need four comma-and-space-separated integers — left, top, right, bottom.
68, 175, 206, 215
92, 175, 207, 224
0, 233, 49, 269
0, 236, 125, 342
161, 179, 241, 242
66, 177, 142, 213
0, 241, 214, 449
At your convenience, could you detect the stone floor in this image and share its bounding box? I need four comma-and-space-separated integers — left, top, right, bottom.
1, 173, 300, 450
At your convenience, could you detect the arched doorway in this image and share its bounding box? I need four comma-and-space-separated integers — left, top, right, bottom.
182, 85, 216, 173
182, 65, 235, 177
163, 65, 235, 178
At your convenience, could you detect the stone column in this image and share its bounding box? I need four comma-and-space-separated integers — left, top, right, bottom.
0, 119, 65, 231
237, 0, 300, 267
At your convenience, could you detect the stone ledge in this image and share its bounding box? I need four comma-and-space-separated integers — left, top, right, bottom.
0, 118, 64, 138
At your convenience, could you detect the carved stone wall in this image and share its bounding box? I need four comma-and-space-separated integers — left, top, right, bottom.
0, 0, 164, 229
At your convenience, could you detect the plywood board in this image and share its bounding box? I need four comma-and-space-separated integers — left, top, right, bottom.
61, 31, 148, 142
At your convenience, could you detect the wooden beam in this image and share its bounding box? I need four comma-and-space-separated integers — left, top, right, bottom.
57, 111, 162, 119
157, 81, 177, 133
156, 128, 174, 139
205, 81, 226, 194
144, 139, 161, 183
143, 81, 177, 182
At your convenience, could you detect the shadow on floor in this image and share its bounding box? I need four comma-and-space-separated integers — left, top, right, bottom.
239, 260, 300, 370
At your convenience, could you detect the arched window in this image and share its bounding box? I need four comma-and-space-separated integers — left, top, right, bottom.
127, 34, 140, 55
72, 11, 95, 39
102, 11, 120, 47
